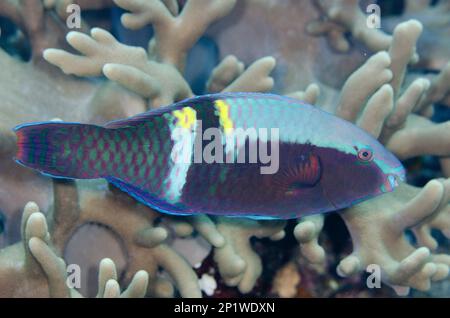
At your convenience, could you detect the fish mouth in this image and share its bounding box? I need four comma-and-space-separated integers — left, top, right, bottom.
379, 162, 406, 193
390, 164, 406, 181
381, 173, 403, 193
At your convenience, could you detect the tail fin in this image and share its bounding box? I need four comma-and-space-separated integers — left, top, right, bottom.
14, 122, 104, 179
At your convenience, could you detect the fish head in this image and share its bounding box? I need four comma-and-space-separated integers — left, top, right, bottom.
317, 125, 405, 210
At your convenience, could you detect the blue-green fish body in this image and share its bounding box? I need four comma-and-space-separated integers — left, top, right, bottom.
14, 93, 404, 219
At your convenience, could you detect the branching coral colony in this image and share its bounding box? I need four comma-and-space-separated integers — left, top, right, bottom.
0, 0, 449, 298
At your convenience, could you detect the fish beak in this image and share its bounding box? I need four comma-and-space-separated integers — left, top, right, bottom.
381, 173, 403, 193
391, 164, 406, 182
390, 174, 399, 188
395, 166, 406, 183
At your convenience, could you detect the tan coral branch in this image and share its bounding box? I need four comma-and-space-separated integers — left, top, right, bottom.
213, 218, 285, 293
114, 0, 237, 70
308, 0, 392, 53
44, 28, 192, 107
338, 179, 450, 295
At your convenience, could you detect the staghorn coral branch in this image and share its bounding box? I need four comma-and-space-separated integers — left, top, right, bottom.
162, 214, 226, 248
336, 21, 422, 124
95, 258, 149, 298
0, 202, 149, 297
191, 53, 276, 94
308, 0, 392, 53
335, 51, 393, 122
2, 0, 449, 298
44, 28, 192, 107
119, 270, 149, 297
333, 22, 450, 161
382, 0, 450, 71
286, 84, 321, 105
104, 62, 192, 107
356, 84, 394, 138
415, 61, 450, 115
390, 181, 444, 230
387, 20, 422, 96
294, 215, 326, 264
44, 28, 149, 76
299, 22, 450, 293
134, 227, 168, 248
213, 218, 285, 293
28, 204, 150, 298
0, 0, 70, 60
96, 258, 119, 297
164, 217, 195, 237
382, 78, 430, 135
207, 55, 244, 93
77, 183, 202, 297
9, 179, 201, 298
22, 203, 52, 276
338, 179, 450, 295
185, 215, 226, 248
411, 178, 450, 250
28, 236, 71, 297
114, 0, 236, 70
385, 114, 450, 159
222, 57, 276, 93
51, 180, 80, 240
152, 244, 202, 298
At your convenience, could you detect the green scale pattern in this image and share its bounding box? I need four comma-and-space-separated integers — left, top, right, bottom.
96, 116, 174, 196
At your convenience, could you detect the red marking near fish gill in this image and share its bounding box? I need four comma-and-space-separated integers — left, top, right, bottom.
15, 129, 26, 161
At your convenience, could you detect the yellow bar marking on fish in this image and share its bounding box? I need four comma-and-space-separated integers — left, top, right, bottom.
214, 99, 234, 134
172, 106, 197, 130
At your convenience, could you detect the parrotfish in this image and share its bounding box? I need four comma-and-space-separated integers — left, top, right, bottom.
13, 93, 405, 219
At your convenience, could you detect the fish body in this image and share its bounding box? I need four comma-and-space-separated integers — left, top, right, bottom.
14, 93, 405, 219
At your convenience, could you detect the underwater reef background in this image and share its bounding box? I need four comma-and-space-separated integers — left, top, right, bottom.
0, 0, 449, 298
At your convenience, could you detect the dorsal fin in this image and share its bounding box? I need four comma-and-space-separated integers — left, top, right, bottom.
104, 95, 214, 129
104, 92, 309, 129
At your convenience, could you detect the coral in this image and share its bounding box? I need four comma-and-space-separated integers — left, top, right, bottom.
0, 0, 68, 60
0, 0, 449, 298
48, 179, 202, 297
307, 0, 393, 53
0, 201, 148, 297
382, 0, 450, 71
43, 27, 193, 107
207, 0, 368, 95
113, 0, 236, 70
212, 218, 285, 293
0, 0, 145, 230
338, 180, 450, 296
294, 215, 326, 264
294, 17, 450, 295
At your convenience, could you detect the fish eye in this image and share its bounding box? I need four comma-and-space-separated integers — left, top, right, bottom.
357, 148, 374, 162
